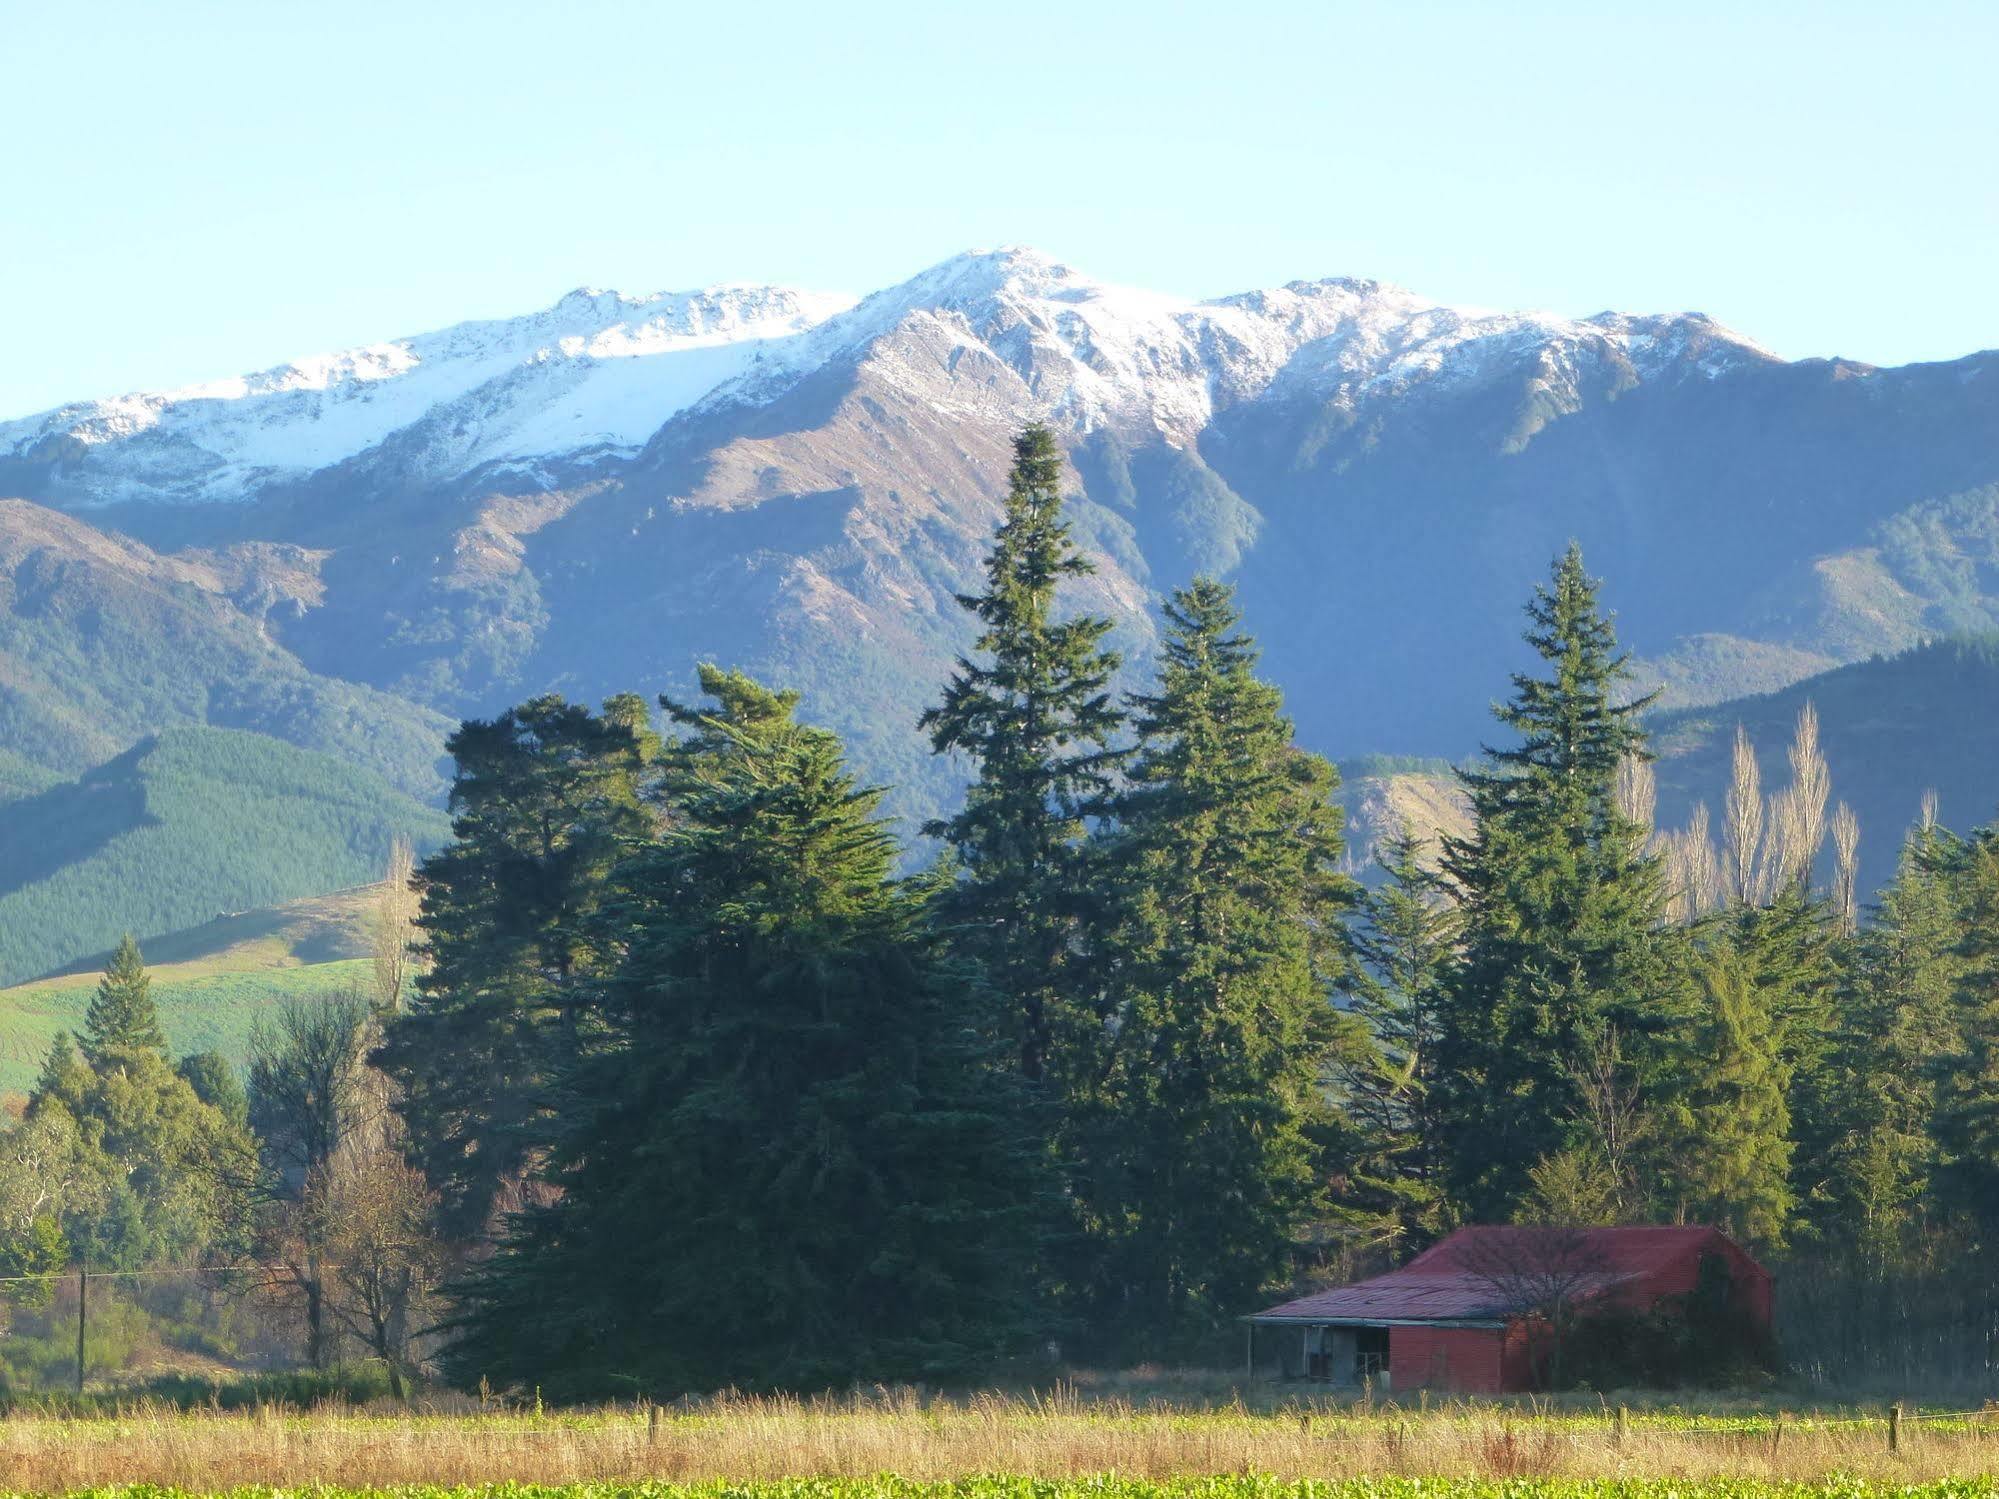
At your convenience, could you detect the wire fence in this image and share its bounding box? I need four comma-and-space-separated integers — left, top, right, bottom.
0, 1261, 434, 1399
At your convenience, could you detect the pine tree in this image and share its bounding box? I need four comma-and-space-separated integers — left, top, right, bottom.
80, 934, 166, 1070
1073, 579, 1354, 1355
1813, 822, 1964, 1260
1332, 827, 1458, 1247
444, 667, 1046, 1396
377, 695, 654, 1237
1722, 887, 1844, 1231
1665, 946, 1795, 1250
1434, 544, 1681, 1220
922, 424, 1123, 1082
1935, 831, 1999, 1240
30, 1031, 89, 1116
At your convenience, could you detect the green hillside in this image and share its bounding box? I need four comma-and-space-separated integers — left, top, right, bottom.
0, 726, 448, 985
1650, 634, 1999, 895
0, 883, 383, 1098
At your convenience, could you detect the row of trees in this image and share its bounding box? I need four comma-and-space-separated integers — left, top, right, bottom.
376, 426, 1999, 1394
7, 423, 1994, 1394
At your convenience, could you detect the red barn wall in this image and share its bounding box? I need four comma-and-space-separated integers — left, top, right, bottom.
1390, 1326, 1507, 1393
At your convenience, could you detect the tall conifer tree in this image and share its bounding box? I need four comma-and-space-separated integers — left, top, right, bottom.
1935, 831, 1999, 1238
80, 934, 166, 1069
1073, 579, 1353, 1353
1334, 828, 1459, 1246
923, 424, 1123, 1082
445, 668, 1044, 1396
1435, 545, 1679, 1219
1666, 946, 1795, 1249
378, 695, 653, 1236
1814, 823, 1964, 1260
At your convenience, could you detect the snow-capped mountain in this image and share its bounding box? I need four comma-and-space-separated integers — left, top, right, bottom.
0, 284, 854, 505
0, 248, 1774, 509
0, 245, 1995, 845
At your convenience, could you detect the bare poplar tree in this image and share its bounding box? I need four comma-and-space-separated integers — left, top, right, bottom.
1786, 703, 1830, 887
1672, 802, 1722, 919
1831, 802, 1861, 933
1920, 788, 1940, 833
1724, 725, 1763, 904
372, 836, 419, 1015
1615, 752, 1657, 842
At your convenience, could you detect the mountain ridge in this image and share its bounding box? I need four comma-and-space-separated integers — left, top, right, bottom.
0, 247, 1995, 862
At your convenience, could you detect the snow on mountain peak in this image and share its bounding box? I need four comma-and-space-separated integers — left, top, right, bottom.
0, 281, 856, 504
0, 251, 1779, 508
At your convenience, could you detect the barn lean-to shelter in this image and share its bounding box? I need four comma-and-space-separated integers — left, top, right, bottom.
1246, 1225, 1773, 1393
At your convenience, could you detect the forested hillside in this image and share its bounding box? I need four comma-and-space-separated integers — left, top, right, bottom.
0, 500, 451, 801
0, 727, 446, 984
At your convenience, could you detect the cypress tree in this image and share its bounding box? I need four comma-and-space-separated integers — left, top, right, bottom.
1434, 544, 1679, 1220
1073, 578, 1353, 1354
80, 934, 166, 1069
922, 424, 1123, 1082
377, 694, 653, 1237
445, 667, 1045, 1396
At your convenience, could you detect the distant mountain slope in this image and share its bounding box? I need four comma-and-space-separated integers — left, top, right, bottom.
0, 727, 447, 985
1651, 636, 1999, 894
1, 247, 1995, 817
0, 499, 450, 800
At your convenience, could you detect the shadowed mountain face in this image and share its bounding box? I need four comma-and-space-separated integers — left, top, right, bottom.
3, 248, 1998, 836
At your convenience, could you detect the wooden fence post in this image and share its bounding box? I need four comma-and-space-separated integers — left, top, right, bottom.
1615, 1405, 1627, 1449
1889, 1402, 1902, 1453
74, 1265, 87, 1399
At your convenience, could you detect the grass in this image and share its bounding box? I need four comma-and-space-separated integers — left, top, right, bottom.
0, 1388, 1995, 1493
14, 1481, 1999, 1499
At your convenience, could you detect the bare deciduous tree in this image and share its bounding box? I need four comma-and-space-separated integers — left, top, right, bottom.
1785, 702, 1830, 889
1724, 725, 1763, 904
1458, 1226, 1610, 1390
1663, 803, 1722, 923
372, 836, 420, 1016
324, 1113, 441, 1399
1832, 802, 1861, 934
1615, 752, 1657, 842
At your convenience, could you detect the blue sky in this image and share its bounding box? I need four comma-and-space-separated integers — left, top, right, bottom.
2, 0, 1994, 417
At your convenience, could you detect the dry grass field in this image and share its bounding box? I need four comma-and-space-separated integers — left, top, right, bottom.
2, 1388, 1995, 1494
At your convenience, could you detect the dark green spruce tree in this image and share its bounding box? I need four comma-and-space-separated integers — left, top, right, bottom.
1332, 827, 1460, 1249
1935, 830, 1999, 1242
80, 934, 167, 1069
444, 668, 1045, 1396
377, 694, 654, 1237
1435, 544, 1680, 1220
1663, 945, 1794, 1250
1072, 578, 1354, 1356
1814, 820, 1965, 1261
923, 424, 1123, 1083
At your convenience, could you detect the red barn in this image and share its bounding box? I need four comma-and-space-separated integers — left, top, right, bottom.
1247, 1225, 1773, 1393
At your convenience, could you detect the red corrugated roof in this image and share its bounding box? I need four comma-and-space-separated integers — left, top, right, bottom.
1254, 1225, 1754, 1324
